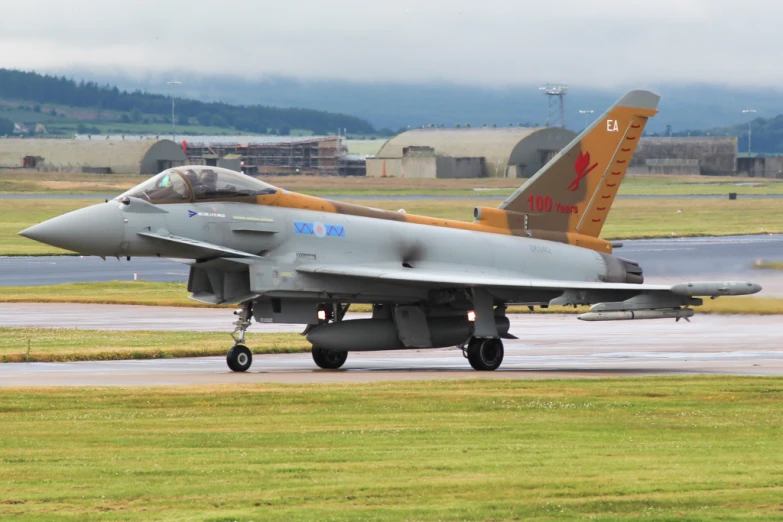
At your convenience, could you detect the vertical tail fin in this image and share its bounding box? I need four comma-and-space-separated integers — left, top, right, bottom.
499, 90, 659, 243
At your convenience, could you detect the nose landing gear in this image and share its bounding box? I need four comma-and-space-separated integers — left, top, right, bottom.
227, 301, 253, 372
227, 344, 252, 372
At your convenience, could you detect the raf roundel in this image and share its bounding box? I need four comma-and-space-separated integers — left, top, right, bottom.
313, 222, 327, 238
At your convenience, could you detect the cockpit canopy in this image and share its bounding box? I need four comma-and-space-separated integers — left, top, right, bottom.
119, 166, 278, 203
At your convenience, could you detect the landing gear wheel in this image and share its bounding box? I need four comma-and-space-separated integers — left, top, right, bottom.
227, 344, 253, 372
312, 346, 347, 369
467, 338, 504, 371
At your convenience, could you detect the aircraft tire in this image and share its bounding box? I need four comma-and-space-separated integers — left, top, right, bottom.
312, 346, 347, 369
467, 338, 504, 371
227, 344, 253, 372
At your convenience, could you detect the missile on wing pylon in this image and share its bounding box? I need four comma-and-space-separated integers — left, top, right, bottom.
577, 308, 695, 322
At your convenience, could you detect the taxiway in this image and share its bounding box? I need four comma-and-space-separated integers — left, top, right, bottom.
0, 310, 779, 386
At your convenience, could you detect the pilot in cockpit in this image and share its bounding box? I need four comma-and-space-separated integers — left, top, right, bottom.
184, 169, 200, 190
202, 170, 219, 195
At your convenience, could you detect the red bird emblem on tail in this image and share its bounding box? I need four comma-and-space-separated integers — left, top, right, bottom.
568, 151, 598, 192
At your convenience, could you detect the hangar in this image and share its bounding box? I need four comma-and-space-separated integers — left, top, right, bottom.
629, 137, 738, 176
367, 127, 577, 178
0, 138, 186, 174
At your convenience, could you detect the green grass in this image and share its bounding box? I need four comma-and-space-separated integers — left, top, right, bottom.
602, 198, 783, 238
0, 328, 309, 362
336, 197, 783, 239
1, 198, 101, 255
753, 260, 783, 271
0, 172, 147, 195
0, 282, 211, 307
2, 377, 783, 520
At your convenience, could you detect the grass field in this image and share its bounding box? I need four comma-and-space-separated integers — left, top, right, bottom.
3, 171, 783, 196
754, 261, 783, 271
0, 282, 208, 307
1, 198, 98, 255
0, 172, 147, 195
1, 377, 783, 520
0, 328, 308, 362
1, 282, 781, 317
5, 196, 783, 255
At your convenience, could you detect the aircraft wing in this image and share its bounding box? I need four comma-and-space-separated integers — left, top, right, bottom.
137, 231, 261, 259
297, 264, 761, 319
296, 263, 757, 295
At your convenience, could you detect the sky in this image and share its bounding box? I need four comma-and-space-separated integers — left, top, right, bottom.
0, 0, 779, 89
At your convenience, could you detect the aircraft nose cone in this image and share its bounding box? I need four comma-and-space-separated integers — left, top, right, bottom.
19, 202, 124, 256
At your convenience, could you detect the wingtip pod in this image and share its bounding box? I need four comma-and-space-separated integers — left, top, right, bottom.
578, 308, 694, 322
670, 281, 762, 297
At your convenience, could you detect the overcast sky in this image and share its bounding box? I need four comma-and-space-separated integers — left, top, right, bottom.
0, 0, 778, 89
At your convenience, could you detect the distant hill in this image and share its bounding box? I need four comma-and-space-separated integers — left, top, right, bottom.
0, 69, 377, 137
60, 70, 783, 137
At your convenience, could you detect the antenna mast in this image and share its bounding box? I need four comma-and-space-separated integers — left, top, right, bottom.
539, 83, 569, 128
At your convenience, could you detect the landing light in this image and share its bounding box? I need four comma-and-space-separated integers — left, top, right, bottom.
317, 310, 327, 321
467, 310, 476, 322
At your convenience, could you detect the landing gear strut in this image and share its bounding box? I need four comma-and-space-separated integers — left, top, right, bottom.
227, 301, 253, 372
463, 337, 504, 371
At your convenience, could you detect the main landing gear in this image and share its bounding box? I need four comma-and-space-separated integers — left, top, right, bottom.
227, 301, 253, 372
308, 303, 350, 370
463, 337, 504, 371
311, 346, 348, 369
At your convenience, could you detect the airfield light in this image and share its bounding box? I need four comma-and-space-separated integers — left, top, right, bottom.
167, 80, 182, 142
578, 109, 594, 131
742, 109, 757, 155
467, 310, 476, 322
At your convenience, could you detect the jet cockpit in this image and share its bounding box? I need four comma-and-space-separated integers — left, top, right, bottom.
119, 166, 278, 204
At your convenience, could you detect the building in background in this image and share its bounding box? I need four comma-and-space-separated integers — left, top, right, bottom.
367, 127, 577, 178
736, 153, 783, 178
0, 138, 186, 173
179, 136, 351, 176
629, 137, 738, 176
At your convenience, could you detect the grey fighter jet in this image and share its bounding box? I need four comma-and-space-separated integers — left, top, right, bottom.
20, 90, 761, 372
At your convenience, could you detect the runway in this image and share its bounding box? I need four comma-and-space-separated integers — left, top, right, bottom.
0, 308, 781, 386
3, 234, 782, 287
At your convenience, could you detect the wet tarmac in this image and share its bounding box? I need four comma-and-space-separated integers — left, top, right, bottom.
0, 310, 780, 386
3, 234, 782, 287
3, 193, 783, 200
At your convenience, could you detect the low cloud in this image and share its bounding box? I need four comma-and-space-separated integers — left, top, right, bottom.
1, 0, 780, 88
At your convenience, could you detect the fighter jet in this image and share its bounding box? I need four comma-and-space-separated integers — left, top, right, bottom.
20, 90, 761, 373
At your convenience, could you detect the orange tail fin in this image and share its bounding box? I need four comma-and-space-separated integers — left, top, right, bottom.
499, 90, 659, 245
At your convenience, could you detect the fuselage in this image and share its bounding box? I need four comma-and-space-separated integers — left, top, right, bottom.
20, 166, 640, 306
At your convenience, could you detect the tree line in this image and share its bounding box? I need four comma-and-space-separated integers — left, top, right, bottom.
0, 68, 377, 135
